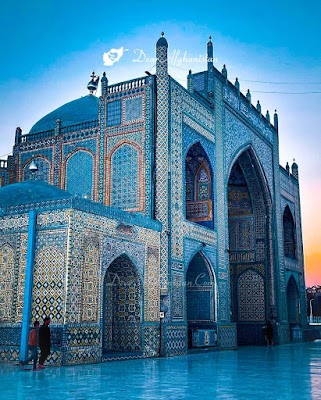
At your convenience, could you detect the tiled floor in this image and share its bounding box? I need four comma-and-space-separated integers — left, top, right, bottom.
1, 341, 321, 399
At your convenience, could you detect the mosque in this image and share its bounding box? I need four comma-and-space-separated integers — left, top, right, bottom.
0, 34, 307, 365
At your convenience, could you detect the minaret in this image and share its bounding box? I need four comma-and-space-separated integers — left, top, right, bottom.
292, 159, 299, 180
187, 70, 193, 93
101, 72, 108, 96
155, 32, 170, 294
274, 110, 278, 132
207, 36, 214, 99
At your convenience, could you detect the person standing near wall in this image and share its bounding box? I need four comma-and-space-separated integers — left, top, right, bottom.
19, 320, 40, 371
264, 320, 274, 346
38, 317, 51, 368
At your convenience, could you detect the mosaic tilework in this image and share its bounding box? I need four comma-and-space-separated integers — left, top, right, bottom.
237, 269, 265, 321
65, 150, 94, 199
32, 245, 66, 323
144, 246, 160, 322
217, 324, 237, 349
163, 325, 187, 356
124, 96, 143, 123
171, 80, 215, 260
103, 255, 142, 352
172, 272, 184, 320
0, 244, 14, 322
66, 325, 100, 347
186, 252, 215, 322
143, 325, 160, 357
155, 42, 170, 290
192, 73, 206, 91
66, 347, 101, 365
98, 96, 106, 203
32, 230, 67, 323
110, 143, 139, 209
223, 85, 274, 143
107, 100, 122, 126
81, 242, 100, 322
64, 215, 103, 324
224, 109, 274, 197
36, 210, 70, 227
23, 157, 51, 182
15, 233, 28, 322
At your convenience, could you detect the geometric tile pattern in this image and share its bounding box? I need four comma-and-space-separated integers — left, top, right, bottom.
65, 150, 94, 199
0, 244, 14, 322
217, 325, 237, 349
144, 246, 160, 322
110, 144, 139, 209
124, 96, 143, 123
103, 255, 141, 352
32, 245, 66, 323
107, 100, 121, 126
172, 272, 184, 320
23, 157, 50, 183
155, 42, 170, 290
237, 269, 265, 321
163, 325, 187, 356
81, 243, 100, 322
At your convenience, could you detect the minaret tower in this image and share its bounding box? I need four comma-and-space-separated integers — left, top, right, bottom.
155, 33, 170, 293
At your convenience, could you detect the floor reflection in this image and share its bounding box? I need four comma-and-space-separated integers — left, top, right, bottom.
1, 341, 321, 399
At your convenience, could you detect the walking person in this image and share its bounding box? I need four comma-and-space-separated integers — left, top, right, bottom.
264, 320, 274, 346
19, 320, 40, 371
38, 316, 51, 368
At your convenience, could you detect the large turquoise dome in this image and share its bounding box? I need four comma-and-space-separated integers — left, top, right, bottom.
29, 95, 99, 134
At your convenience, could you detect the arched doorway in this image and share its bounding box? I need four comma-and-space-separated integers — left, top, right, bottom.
102, 255, 142, 354
228, 148, 273, 345
186, 252, 216, 348
287, 277, 300, 325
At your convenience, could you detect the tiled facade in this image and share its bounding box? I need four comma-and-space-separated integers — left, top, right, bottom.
0, 34, 306, 365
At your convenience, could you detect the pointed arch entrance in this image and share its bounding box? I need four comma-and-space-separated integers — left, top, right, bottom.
287, 277, 300, 325
228, 148, 273, 345
185, 142, 214, 228
102, 254, 142, 354
186, 252, 216, 348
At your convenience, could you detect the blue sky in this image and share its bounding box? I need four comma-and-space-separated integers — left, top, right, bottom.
1, 0, 320, 284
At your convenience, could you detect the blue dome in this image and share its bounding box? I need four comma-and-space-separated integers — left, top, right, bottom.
29, 95, 99, 134
0, 181, 73, 207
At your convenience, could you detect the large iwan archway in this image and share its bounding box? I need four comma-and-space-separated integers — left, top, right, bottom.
227, 148, 273, 345
102, 255, 142, 354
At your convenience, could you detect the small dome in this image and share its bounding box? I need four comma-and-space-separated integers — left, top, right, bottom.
29, 95, 99, 134
0, 181, 73, 207
157, 33, 168, 48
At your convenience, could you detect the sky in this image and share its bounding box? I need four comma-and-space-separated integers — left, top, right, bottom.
0, 0, 320, 286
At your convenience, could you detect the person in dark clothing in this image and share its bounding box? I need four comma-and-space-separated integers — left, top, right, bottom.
264, 320, 274, 346
38, 316, 51, 368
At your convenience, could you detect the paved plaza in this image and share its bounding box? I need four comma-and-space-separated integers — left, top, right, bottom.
1, 340, 321, 399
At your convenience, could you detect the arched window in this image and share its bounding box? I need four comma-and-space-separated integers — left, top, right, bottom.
283, 206, 296, 258
23, 157, 50, 182
65, 150, 94, 199
185, 143, 213, 227
110, 143, 140, 210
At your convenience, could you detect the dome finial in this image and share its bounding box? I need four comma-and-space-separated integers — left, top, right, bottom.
87, 71, 100, 95
161, 31, 164, 36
